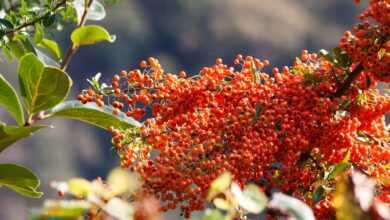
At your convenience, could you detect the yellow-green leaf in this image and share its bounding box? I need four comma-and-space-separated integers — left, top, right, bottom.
207, 172, 232, 201
50, 101, 141, 129
18, 53, 72, 114
8, 40, 26, 59
71, 25, 115, 46
68, 178, 92, 198
0, 74, 25, 125
0, 163, 43, 198
38, 38, 62, 60
0, 123, 46, 152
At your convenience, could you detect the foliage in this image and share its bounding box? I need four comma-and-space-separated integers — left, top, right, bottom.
0, 0, 388, 220
30, 168, 140, 220
0, 0, 135, 198
30, 171, 390, 220
0, 163, 43, 198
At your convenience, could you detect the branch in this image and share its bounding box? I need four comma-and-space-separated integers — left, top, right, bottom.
331, 63, 364, 98
61, 0, 93, 71
4, 0, 67, 35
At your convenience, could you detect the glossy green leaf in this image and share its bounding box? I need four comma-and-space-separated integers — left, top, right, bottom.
231, 183, 267, 214
73, 0, 106, 23
0, 18, 13, 30
0, 163, 43, 198
325, 151, 351, 180
50, 101, 142, 129
207, 172, 232, 201
18, 53, 72, 114
38, 38, 62, 60
71, 25, 115, 46
34, 23, 44, 44
0, 123, 46, 152
0, 18, 13, 37
269, 193, 315, 220
8, 40, 26, 59
42, 12, 56, 27
0, 74, 25, 125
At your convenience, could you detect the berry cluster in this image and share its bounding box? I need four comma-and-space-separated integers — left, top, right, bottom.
78, 0, 390, 218
340, 0, 390, 82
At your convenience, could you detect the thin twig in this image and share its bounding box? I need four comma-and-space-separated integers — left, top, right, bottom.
331, 63, 364, 98
61, 0, 93, 71
4, 0, 67, 35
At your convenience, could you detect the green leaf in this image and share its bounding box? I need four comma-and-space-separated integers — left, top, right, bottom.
0, 18, 13, 30
207, 172, 232, 201
8, 40, 26, 59
269, 192, 315, 220
18, 53, 72, 114
49, 101, 142, 129
34, 23, 44, 44
231, 183, 267, 214
319, 49, 334, 63
325, 163, 351, 180
341, 150, 350, 163
2, 46, 13, 60
333, 47, 351, 67
38, 38, 62, 60
42, 12, 56, 27
312, 185, 325, 204
0, 18, 13, 37
0, 74, 25, 125
325, 151, 351, 180
20, 37, 37, 54
0, 123, 46, 152
73, 0, 106, 23
0, 163, 43, 198
71, 25, 115, 46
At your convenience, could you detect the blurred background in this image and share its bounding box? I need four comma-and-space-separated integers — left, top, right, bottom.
0, 0, 362, 219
